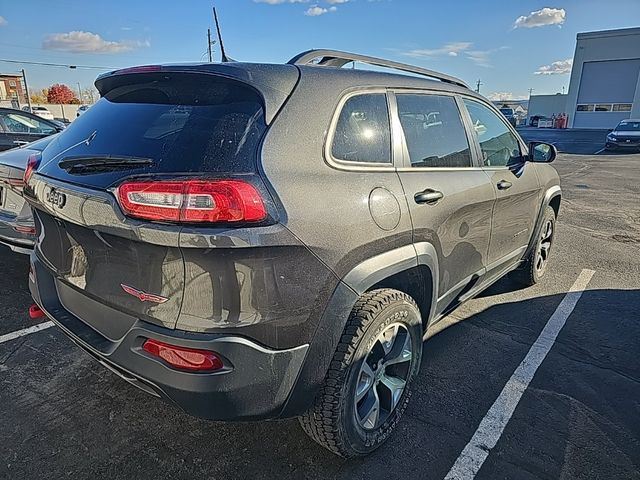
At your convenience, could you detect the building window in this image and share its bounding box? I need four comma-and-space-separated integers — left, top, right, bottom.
577, 104, 594, 112
613, 104, 632, 112
595, 104, 613, 112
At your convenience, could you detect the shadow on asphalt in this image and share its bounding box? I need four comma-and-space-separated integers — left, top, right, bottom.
2, 282, 639, 479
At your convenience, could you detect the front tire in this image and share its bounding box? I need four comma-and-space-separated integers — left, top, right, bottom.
512, 206, 556, 286
299, 288, 422, 457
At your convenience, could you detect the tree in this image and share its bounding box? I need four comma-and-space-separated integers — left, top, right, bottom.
30, 88, 48, 104
47, 84, 77, 104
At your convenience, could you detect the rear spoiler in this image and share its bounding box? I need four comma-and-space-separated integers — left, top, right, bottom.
95, 63, 300, 124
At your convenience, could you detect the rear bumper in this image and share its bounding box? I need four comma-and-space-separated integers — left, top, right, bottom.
29, 256, 309, 421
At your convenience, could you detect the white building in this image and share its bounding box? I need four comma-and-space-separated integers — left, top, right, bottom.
565, 27, 640, 129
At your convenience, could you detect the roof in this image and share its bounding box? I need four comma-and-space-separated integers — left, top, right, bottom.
577, 26, 640, 40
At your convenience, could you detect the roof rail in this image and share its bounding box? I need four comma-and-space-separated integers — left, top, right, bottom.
288, 49, 469, 89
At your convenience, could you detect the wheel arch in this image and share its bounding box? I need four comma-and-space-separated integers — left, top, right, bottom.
279, 242, 439, 418
524, 186, 562, 259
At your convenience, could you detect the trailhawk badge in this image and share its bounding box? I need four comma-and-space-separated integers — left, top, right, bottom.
120, 284, 169, 304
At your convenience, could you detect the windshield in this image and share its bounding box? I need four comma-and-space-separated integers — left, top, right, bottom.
617, 121, 640, 132
500, 108, 514, 116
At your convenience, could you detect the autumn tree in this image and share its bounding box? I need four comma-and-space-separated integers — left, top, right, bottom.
47, 84, 77, 104
30, 88, 48, 104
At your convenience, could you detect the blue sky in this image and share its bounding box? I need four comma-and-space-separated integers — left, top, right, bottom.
1, 0, 639, 101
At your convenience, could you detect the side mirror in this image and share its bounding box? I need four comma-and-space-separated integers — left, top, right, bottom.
528, 142, 557, 163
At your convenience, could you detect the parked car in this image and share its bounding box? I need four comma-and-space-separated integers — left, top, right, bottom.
499, 107, 517, 127
22, 105, 55, 120
0, 135, 56, 253
0, 107, 63, 151
605, 118, 640, 151
76, 105, 90, 117
24, 51, 561, 457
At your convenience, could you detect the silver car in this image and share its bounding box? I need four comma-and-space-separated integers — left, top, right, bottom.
0, 136, 55, 253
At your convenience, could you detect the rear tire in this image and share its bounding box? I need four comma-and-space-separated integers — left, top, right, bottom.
512, 206, 556, 286
299, 288, 422, 457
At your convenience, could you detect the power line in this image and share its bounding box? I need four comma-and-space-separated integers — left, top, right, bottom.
0, 58, 115, 70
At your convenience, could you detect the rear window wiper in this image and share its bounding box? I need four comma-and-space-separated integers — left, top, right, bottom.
59, 156, 154, 175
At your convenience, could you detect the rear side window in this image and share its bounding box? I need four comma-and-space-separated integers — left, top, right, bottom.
396, 94, 472, 168
39, 73, 266, 187
331, 94, 391, 164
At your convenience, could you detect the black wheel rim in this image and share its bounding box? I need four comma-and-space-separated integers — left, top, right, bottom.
536, 219, 553, 273
354, 323, 412, 430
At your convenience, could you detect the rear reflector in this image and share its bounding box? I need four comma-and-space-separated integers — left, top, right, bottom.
142, 339, 224, 372
116, 180, 267, 223
13, 225, 36, 235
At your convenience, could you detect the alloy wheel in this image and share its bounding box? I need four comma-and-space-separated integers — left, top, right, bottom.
536, 219, 554, 272
354, 323, 412, 430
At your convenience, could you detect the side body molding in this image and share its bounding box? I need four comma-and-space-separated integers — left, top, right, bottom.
341, 242, 439, 325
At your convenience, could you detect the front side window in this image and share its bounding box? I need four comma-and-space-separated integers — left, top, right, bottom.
0, 112, 56, 135
396, 94, 472, 168
331, 94, 391, 164
463, 99, 522, 167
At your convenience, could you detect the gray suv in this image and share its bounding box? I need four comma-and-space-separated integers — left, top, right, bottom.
25, 50, 560, 457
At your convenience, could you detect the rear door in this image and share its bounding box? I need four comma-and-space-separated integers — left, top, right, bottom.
392, 91, 495, 314
0, 110, 57, 151
461, 98, 542, 273
28, 72, 269, 331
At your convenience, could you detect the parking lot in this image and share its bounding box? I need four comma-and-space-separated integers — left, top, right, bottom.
1, 140, 640, 478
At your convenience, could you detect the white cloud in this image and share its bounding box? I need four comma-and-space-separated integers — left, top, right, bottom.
0, 16, 7, 26
404, 42, 506, 68
43, 31, 149, 54
304, 5, 337, 15
404, 42, 473, 58
254, 0, 308, 3
514, 8, 566, 29
326, 0, 350, 3
487, 92, 528, 101
535, 58, 573, 75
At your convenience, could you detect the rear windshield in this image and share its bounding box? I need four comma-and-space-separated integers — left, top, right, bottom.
39, 73, 266, 184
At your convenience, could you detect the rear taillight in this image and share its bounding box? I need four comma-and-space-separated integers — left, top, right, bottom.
142, 339, 224, 372
116, 180, 267, 223
23, 154, 40, 185
13, 225, 36, 235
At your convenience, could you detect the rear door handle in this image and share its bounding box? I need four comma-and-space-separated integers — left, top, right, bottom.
13, 140, 29, 146
414, 189, 444, 204
497, 180, 513, 190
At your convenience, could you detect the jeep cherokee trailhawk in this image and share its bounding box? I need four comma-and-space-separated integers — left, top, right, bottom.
25, 50, 561, 457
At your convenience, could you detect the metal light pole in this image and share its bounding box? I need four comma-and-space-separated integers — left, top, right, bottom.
21, 69, 32, 111
77, 82, 83, 103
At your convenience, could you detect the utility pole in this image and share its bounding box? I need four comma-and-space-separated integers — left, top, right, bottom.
528, 88, 534, 99
77, 82, 83, 103
21, 69, 32, 111
475, 79, 482, 93
207, 28, 213, 62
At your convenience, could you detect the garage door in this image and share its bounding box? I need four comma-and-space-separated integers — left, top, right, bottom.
574, 59, 640, 128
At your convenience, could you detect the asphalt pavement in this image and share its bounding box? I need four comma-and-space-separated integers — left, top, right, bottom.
1, 141, 639, 479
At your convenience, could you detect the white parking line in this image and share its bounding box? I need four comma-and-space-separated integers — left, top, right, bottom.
444, 268, 596, 480
594, 147, 606, 155
0, 321, 55, 344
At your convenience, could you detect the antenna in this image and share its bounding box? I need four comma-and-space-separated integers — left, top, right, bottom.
213, 7, 232, 63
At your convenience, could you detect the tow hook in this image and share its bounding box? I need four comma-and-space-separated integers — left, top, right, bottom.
29, 304, 46, 319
